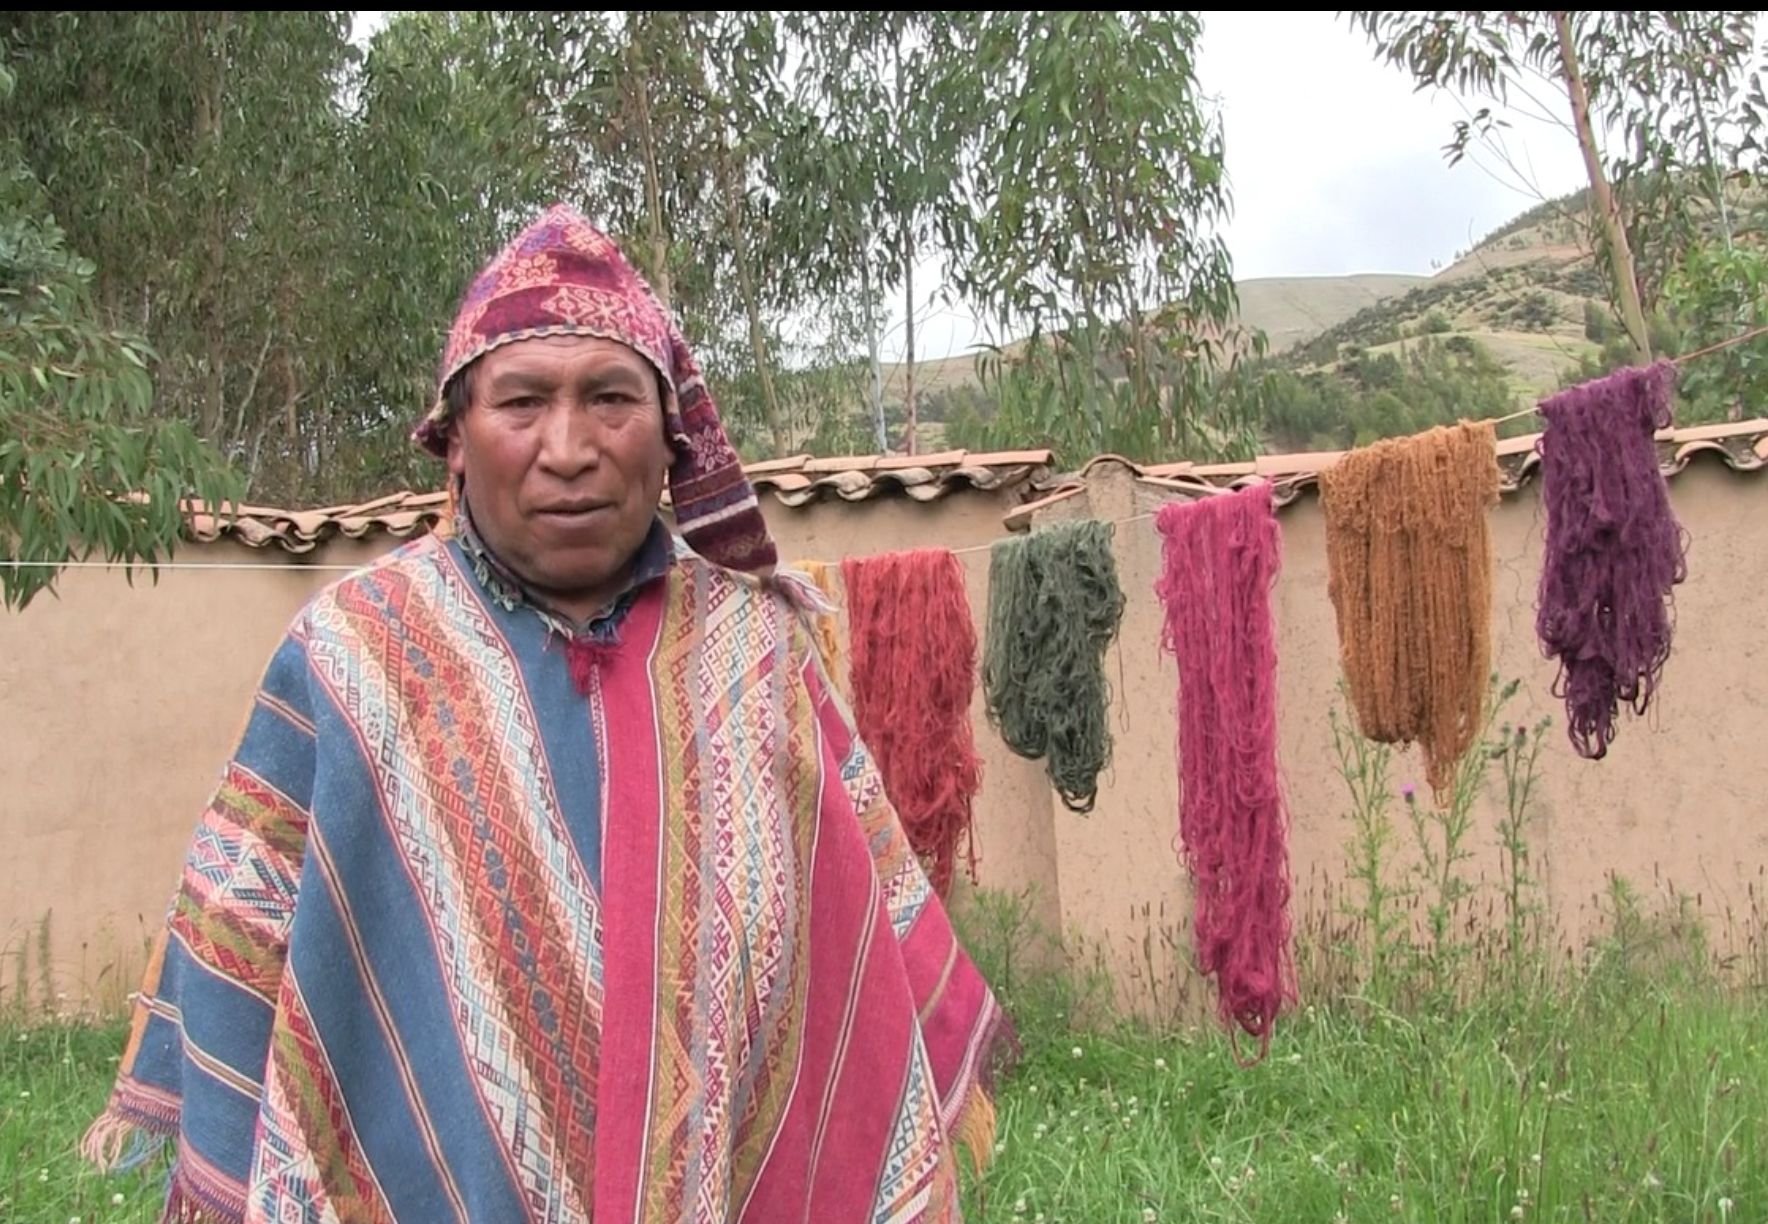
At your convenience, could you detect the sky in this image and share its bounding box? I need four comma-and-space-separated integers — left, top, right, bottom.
350, 10, 1593, 362
899, 10, 1592, 361
1199, 11, 1588, 280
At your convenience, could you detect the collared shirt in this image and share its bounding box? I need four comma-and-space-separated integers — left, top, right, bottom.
452, 501, 677, 646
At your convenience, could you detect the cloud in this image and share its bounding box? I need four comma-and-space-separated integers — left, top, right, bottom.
1199, 10, 1588, 281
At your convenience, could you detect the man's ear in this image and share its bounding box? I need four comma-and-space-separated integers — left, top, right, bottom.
446, 426, 466, 481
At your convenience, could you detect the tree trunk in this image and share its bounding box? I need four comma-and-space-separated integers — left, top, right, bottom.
718, 140, 786, 455
194, 10, 234, 442
1552, 10, 1652, 364
861, 243, 888, 451
901, 222, 917, 456
894, 47, 918, 457
624, 36, 671, 311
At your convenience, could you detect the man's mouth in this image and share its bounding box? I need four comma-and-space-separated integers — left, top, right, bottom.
535, 500, 612, 522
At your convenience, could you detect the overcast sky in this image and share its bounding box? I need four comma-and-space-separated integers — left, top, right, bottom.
1201, 11, 1588, 279
352, 11, 1594, 361
903, 10, 1592, 359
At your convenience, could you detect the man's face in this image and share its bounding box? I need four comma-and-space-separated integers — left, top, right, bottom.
447, 334, 672, 621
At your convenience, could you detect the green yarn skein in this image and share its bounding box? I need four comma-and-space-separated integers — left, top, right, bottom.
982, 518, 1127, 815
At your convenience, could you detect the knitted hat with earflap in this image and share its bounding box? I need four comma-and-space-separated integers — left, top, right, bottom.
415, 203, 780, 578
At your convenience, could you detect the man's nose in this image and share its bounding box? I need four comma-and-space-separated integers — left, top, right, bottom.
536, 400, 602, 474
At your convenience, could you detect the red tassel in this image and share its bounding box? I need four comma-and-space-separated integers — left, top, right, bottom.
564, 636, 615, 696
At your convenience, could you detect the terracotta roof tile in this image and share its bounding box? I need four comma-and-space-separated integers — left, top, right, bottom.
1117, 419, 1768, 510
172, 421, 1768, 553
739, 453, 814, 475
182, 449, 1060, 553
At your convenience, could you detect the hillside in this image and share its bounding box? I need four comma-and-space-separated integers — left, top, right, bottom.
1229, 272, 1431, 353
874, 190, 1608, 412
1284, 193, 1607, 401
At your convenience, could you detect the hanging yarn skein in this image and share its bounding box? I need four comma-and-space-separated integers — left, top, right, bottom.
982, 519, 1127, 815
1535, 360, 1689, 759
841, 548, 985, 898
1154, 482, 1297, 1061
792, 558, 845, 688
1318, 420, 1502, 804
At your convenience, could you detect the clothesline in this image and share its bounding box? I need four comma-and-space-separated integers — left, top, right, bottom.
0, 558, 367, 572
7, 333, 1764, 577
948, 511, 1157, 557
1487, 322, 1768, 427
0, 535, 1166, 570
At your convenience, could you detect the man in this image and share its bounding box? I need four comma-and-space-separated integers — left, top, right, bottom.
83, 205, 1013, 1223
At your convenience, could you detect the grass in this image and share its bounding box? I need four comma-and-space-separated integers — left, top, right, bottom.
5, 676, 1765, 1222
7, 969, 1762, 1222
956, 962, 1765, 1223
1, 1022, 157, 1223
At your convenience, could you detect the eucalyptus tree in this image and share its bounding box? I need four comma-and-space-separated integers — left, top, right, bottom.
1344, 10, 1768, 365
777, 11, 985, 454
946, 10, 1264, 465
0, 53, 239, 611
1, 11, 362, 503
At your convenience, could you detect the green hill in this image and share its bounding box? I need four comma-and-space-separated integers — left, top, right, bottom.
1283, 190, 1607, 401
877, 188, 1611, 417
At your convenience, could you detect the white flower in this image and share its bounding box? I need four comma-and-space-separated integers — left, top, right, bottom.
1071, 1046, 1084, 1059
1143, 1209, 1158, 1223
111, 1195, 126, 1207
1154, 1057, 1168, 1071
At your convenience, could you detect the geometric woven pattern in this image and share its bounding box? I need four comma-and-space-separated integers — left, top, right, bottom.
85, 529, 1011, 1224
303, 546, 602, 1222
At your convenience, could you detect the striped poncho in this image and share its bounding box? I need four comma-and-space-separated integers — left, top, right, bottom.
83, 526, 1011, 1223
